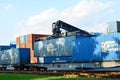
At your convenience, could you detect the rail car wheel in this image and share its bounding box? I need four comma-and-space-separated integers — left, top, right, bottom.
0, 67, 6, 70
3, 67, 6, 70
14, 66, 20, 70
38, 67, 47, 71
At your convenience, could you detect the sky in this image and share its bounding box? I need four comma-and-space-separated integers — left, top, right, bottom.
0, 0, 120, 45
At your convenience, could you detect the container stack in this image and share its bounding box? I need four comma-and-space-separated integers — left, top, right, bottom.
107, 21, 120, 34
16, 34, 47, 63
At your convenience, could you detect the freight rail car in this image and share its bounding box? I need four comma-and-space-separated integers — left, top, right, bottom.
0, 48, 47, 70
34, 33, 120, 70
34, 20, 120, 70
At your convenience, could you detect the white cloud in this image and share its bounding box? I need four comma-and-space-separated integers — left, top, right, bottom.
85, 23, 108, 33
4, 4, 13, 10
15, 8, 59, 37
16, 22, 23, 28
15, 0, 118, 37
26, 8, 58, 27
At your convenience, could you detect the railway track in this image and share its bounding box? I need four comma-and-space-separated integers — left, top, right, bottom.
0, 70, 120, 78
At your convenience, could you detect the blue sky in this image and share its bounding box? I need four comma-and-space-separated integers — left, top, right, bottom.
0, 0, 120, 45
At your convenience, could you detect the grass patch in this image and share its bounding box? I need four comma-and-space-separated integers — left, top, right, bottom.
0, 73, 119, 80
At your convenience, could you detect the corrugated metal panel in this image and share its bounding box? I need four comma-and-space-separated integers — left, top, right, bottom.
73, 36, 95, 62
19, 48, 30, 64
58, 36, 73, 56
30, 50, 38, 63
73, 33, 120, 61
46, 39, 57, 56
34, 36, 74, 57
0, 48, 19, 65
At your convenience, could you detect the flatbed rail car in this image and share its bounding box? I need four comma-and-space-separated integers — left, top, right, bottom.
34, 20, 120, 70
0, 48, 48, 70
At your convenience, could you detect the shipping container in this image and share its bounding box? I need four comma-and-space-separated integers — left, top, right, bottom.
73, 36, 95, 62
0, 48, 18, 65
34, 36, 74, 57
0, 51, 2, 64
16, 34, 47, 49
16, 34, 48, 63
0, 48, 30, 65
0, 46, 10, 51
35, 33, 120, 62
0, 44, 16, 51
107, 21, 120, 33
73, 33, 120, 61
94, 33, 120, 61
10, 44, 16, 48
19, 48, 30, 64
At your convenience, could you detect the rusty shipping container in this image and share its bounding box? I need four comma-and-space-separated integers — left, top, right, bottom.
16, 34, 48, 63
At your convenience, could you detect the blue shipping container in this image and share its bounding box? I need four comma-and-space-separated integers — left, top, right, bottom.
19, 48, 30, 64
10, 43, 16, 48
0, 46, 10, 51
73, 36, 95, 62
0, 48, 30, 65
34, 33, 120, 63
94, 33, 120, 61
73, 33, 120, 62
34, 36, 74, 57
